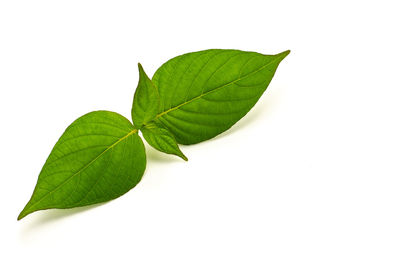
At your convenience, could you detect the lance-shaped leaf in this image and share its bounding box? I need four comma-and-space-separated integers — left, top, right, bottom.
132, 63, 159, 129
18, 111, 146, 220
152, 49, 290, 144
142, 122, 188, 161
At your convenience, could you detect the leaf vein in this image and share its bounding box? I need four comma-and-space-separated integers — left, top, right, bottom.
156, 55, 280, 119
24, 129, 137, 212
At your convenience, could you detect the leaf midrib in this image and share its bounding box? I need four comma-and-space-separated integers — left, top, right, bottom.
155, 55, 282, 119
20, 128, 138, 217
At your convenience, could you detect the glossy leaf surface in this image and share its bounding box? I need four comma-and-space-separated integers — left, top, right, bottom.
152, 49, 290, 144
18, 111, 146, 220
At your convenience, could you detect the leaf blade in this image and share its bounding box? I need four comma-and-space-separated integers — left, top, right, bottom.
152, 49, 289, 144
141, 122, 188, 161
132, 63, 159, 129
18, 111, 146, 220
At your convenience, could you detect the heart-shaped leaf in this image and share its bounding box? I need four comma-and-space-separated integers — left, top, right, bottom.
152, 49, 290, 144
18, 111, 146, 220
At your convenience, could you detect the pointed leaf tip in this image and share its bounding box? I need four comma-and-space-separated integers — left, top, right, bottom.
18, 202, 33, 220
137, 62, 144, 72
276, 50, 291, 59
17, 211, 25, 221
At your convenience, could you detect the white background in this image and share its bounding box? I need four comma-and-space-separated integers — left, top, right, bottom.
1, 0, 399, 266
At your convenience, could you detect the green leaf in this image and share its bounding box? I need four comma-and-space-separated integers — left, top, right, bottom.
132, 63, 159, 129
152, 49, 290, 144
18, 111, 146, 220
141, 122, 188, 161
